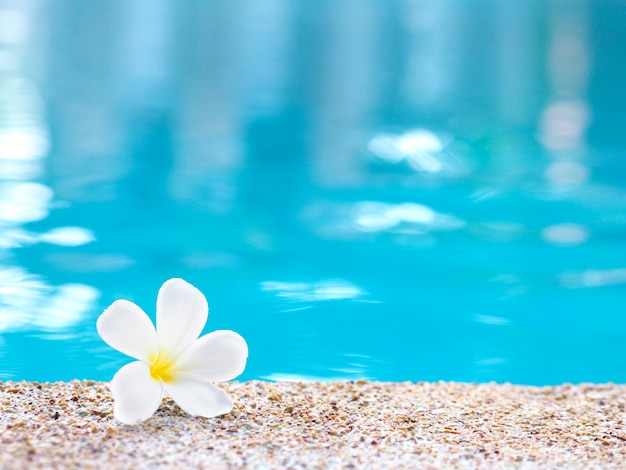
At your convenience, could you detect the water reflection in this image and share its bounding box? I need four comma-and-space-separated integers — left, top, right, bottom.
0, 267, 99, 332
539, 100, 590, 155
561, 268, 626, 289
261, 280, 364, 303
38, 284, 100, 330
368, 128, 472, 178
541, 223, 590, 247
38, 226, 95, 246
0, 1, 625, 383
474, 315, 510, 326
0, 181, 52, 222
0, 8, 30, 43
544, 160, 589, 187
0, 1, 99, 340
352, 201, 464, 235
540, 2, 592, 205
0, 124, 49, 161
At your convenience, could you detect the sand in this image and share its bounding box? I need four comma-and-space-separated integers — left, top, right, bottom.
1, 380, 625, 469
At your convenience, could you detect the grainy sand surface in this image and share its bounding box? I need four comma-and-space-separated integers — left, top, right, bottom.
1, 380, 625, 469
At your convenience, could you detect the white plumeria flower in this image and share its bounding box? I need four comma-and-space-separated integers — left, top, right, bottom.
96, 278, 248, 424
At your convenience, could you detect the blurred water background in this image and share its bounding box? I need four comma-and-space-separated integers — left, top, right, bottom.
1, 0, 626, 384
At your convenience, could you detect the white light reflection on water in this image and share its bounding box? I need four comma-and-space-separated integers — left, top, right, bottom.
0, 8, 30, 44
541, 223, 590, 247
38, 227, 96, 247
369, 129, 445, 168
544, 160, 589, 187
0, 268, 49, 332
0, 159, 42, 181
38, 284, 100, 330
0, 3, 101, 338
264, 354, 374, 382
539, 100, 590, 155
0, 268, 99, 332
261, 279, 364, 302
0, 79, 50, 181
302, 199, 466, 241
0, 228, 35, 249
560, 268, 626, 289
368, 128, 472, 177
352, 201, 465, 234
0, 181, 53, 223
474, 315, 510, 326
0, 226, 94, 250
0, 126, 50, 161
540, 4, 592, 199
399, 130, 446, 173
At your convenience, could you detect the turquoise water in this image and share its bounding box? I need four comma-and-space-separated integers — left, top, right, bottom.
1, 1, 626, 385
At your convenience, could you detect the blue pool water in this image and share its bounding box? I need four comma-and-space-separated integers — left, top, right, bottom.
1, 1, 626, 385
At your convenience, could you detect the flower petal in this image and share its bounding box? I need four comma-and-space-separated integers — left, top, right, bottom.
110, 361, 164, 424
97, 299, 158, 361
164, 379, 233, 418
174, 330, 248, 382
156, 278, 208, 356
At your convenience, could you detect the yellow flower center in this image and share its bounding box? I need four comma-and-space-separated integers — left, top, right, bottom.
149, 353, 176, 383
